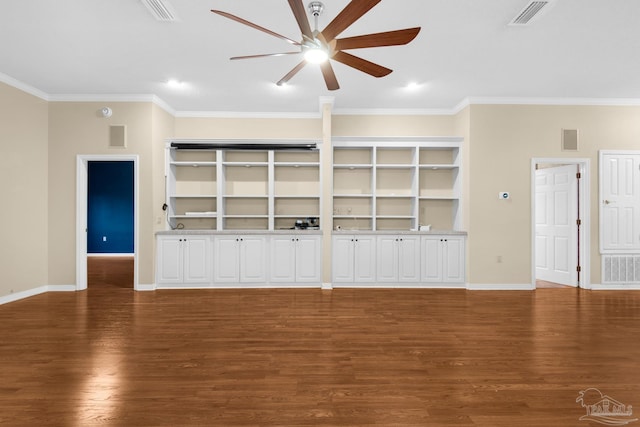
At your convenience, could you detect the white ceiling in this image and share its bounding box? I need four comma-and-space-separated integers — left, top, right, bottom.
2, 0, 640, 115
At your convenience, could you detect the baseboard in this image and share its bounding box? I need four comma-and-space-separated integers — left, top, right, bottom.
0, 286, 49, 305
332, 283, 466, 289
48, 285, 77, 292
322, 282, 333, 290
591, 283, 640, 290
467, 283, 535, 291
135, 283, 156, 291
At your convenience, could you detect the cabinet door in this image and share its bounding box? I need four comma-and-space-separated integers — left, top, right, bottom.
333, 236, 354, 282
270, 236, 296, 283
354, 236, 376, 282
157, 237, 182, 284
295, 236, 321, 283
240, 236, 267, 283
214, 237, 239, 282
421, 236, 443, 283
183, 236, 211, 284
443, 237, 465, 283
376, 236, 398, 282
397, 236, 420, 282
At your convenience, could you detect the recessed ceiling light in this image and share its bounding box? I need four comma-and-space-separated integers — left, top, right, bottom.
405, 82, 421, 91
166, 79, 185, 89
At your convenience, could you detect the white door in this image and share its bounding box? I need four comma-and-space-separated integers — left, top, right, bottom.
601, 153, 640, 252
157, 236, 182, 284
270, 236, 296, 282
240, 236, 267, 283
397, 236, 420, 282
442, 237, 465, 283
376, 236, 398, 282
354, 236, 376, 282
332, 236, 354, 283
535, 165, 578, 286
183, 236, 211, 284
421, 236, 443, 283
214, 237, 239, 282
295, 236, 321, 283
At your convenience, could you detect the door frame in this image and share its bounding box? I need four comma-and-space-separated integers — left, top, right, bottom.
530, 158, 591, 289
76, 155, 140, 291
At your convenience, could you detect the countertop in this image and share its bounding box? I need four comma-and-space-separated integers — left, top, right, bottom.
156, 229, 466, 236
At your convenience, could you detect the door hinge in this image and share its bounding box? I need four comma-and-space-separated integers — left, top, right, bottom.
576, 172, 581, 179
576, 219, 582, 226
577, 265, 581, 272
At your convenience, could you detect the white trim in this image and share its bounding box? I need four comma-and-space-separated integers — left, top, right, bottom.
48, 285, 77, 292
174, 110, 321, 119
332, 283, 467, 289
466, 97, 640, 107
591, 283, 640, 290
87, 253, 134, 257
136, 283, 156, 291
467, 283, 535, 291
0, 72, 49, 100
321, 282, 333, 290
0, 286, 48, 305
332, 108, 455, 116
531, 158, 591, 289
76, 155, 140, 291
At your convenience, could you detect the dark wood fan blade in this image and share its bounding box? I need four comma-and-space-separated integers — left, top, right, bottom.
332, 51, 392, 78
321, 0, 382, 41
335, 27, 421, 50
320, 61, 340, 91
277, 61, 307, 86
231, 52, 301, 60
211, 10, 300, 46
287, 0, 313, 40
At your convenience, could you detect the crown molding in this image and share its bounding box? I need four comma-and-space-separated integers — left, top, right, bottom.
0, 72, 49, 101
174, 111, 321, 119
3, 73, 640, 117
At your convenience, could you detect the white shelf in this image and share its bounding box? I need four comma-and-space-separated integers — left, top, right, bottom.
166, 143, 321, 231
333, 140, 462, 231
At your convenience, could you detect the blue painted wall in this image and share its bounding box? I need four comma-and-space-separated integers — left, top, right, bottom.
88, 161, 134, 254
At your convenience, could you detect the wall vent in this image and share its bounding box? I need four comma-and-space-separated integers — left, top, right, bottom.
603, 255, 640, 284
140, 0, 177, 22
562, 129, 579, 151
509, 1, 555, 25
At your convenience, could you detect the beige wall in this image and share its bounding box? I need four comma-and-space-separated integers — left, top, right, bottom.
467, 104, 640, 285
47, 102, 158, 285
5, 79, 640, 295
0, 83, 49, 297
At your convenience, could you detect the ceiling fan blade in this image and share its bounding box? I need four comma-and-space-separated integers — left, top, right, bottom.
332, 51, 392, 78
320, 61, 340, 91
287, 0, 314, 40
335, 27, 421, 50
211, 10, 300, 46
231, 52, 301, 60
277, 60, 307, 86
321, 0, 382, 42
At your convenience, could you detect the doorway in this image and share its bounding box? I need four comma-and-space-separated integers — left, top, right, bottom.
531, 158, 591, 289
76, 155, 139, 290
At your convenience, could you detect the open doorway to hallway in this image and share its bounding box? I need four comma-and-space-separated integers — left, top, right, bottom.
531, 158, 591, 289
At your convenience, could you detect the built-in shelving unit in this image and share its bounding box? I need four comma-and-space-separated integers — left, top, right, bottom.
165, 140, 321, 231
332, 137, 462, 231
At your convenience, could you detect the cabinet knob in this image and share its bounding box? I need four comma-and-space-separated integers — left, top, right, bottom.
355, 239, 358, 242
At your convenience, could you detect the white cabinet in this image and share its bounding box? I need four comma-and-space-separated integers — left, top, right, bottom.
332, 235, 376, 283
213, 235, 267, 283
421, 235, 465, 283
156, 235, 211, 285
376, 235, 420, 282
270, 235, 321, 283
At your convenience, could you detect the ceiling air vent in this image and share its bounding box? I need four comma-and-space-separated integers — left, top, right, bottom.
140, 0, 177, 22
509, 1, 555, 25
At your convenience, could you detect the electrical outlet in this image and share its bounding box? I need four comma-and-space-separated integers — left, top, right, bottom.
102, 236, 107, 242
497, 255, 503, 263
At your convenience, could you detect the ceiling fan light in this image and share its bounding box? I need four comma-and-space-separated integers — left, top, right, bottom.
304, 47, 329, 64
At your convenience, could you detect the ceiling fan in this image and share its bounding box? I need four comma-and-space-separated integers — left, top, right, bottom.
211, 0, 421, 90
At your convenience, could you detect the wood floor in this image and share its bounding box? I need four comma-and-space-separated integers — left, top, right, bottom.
1, 265, 640, 426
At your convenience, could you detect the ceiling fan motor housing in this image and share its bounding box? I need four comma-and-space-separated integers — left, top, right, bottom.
308, 2, 324, 17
